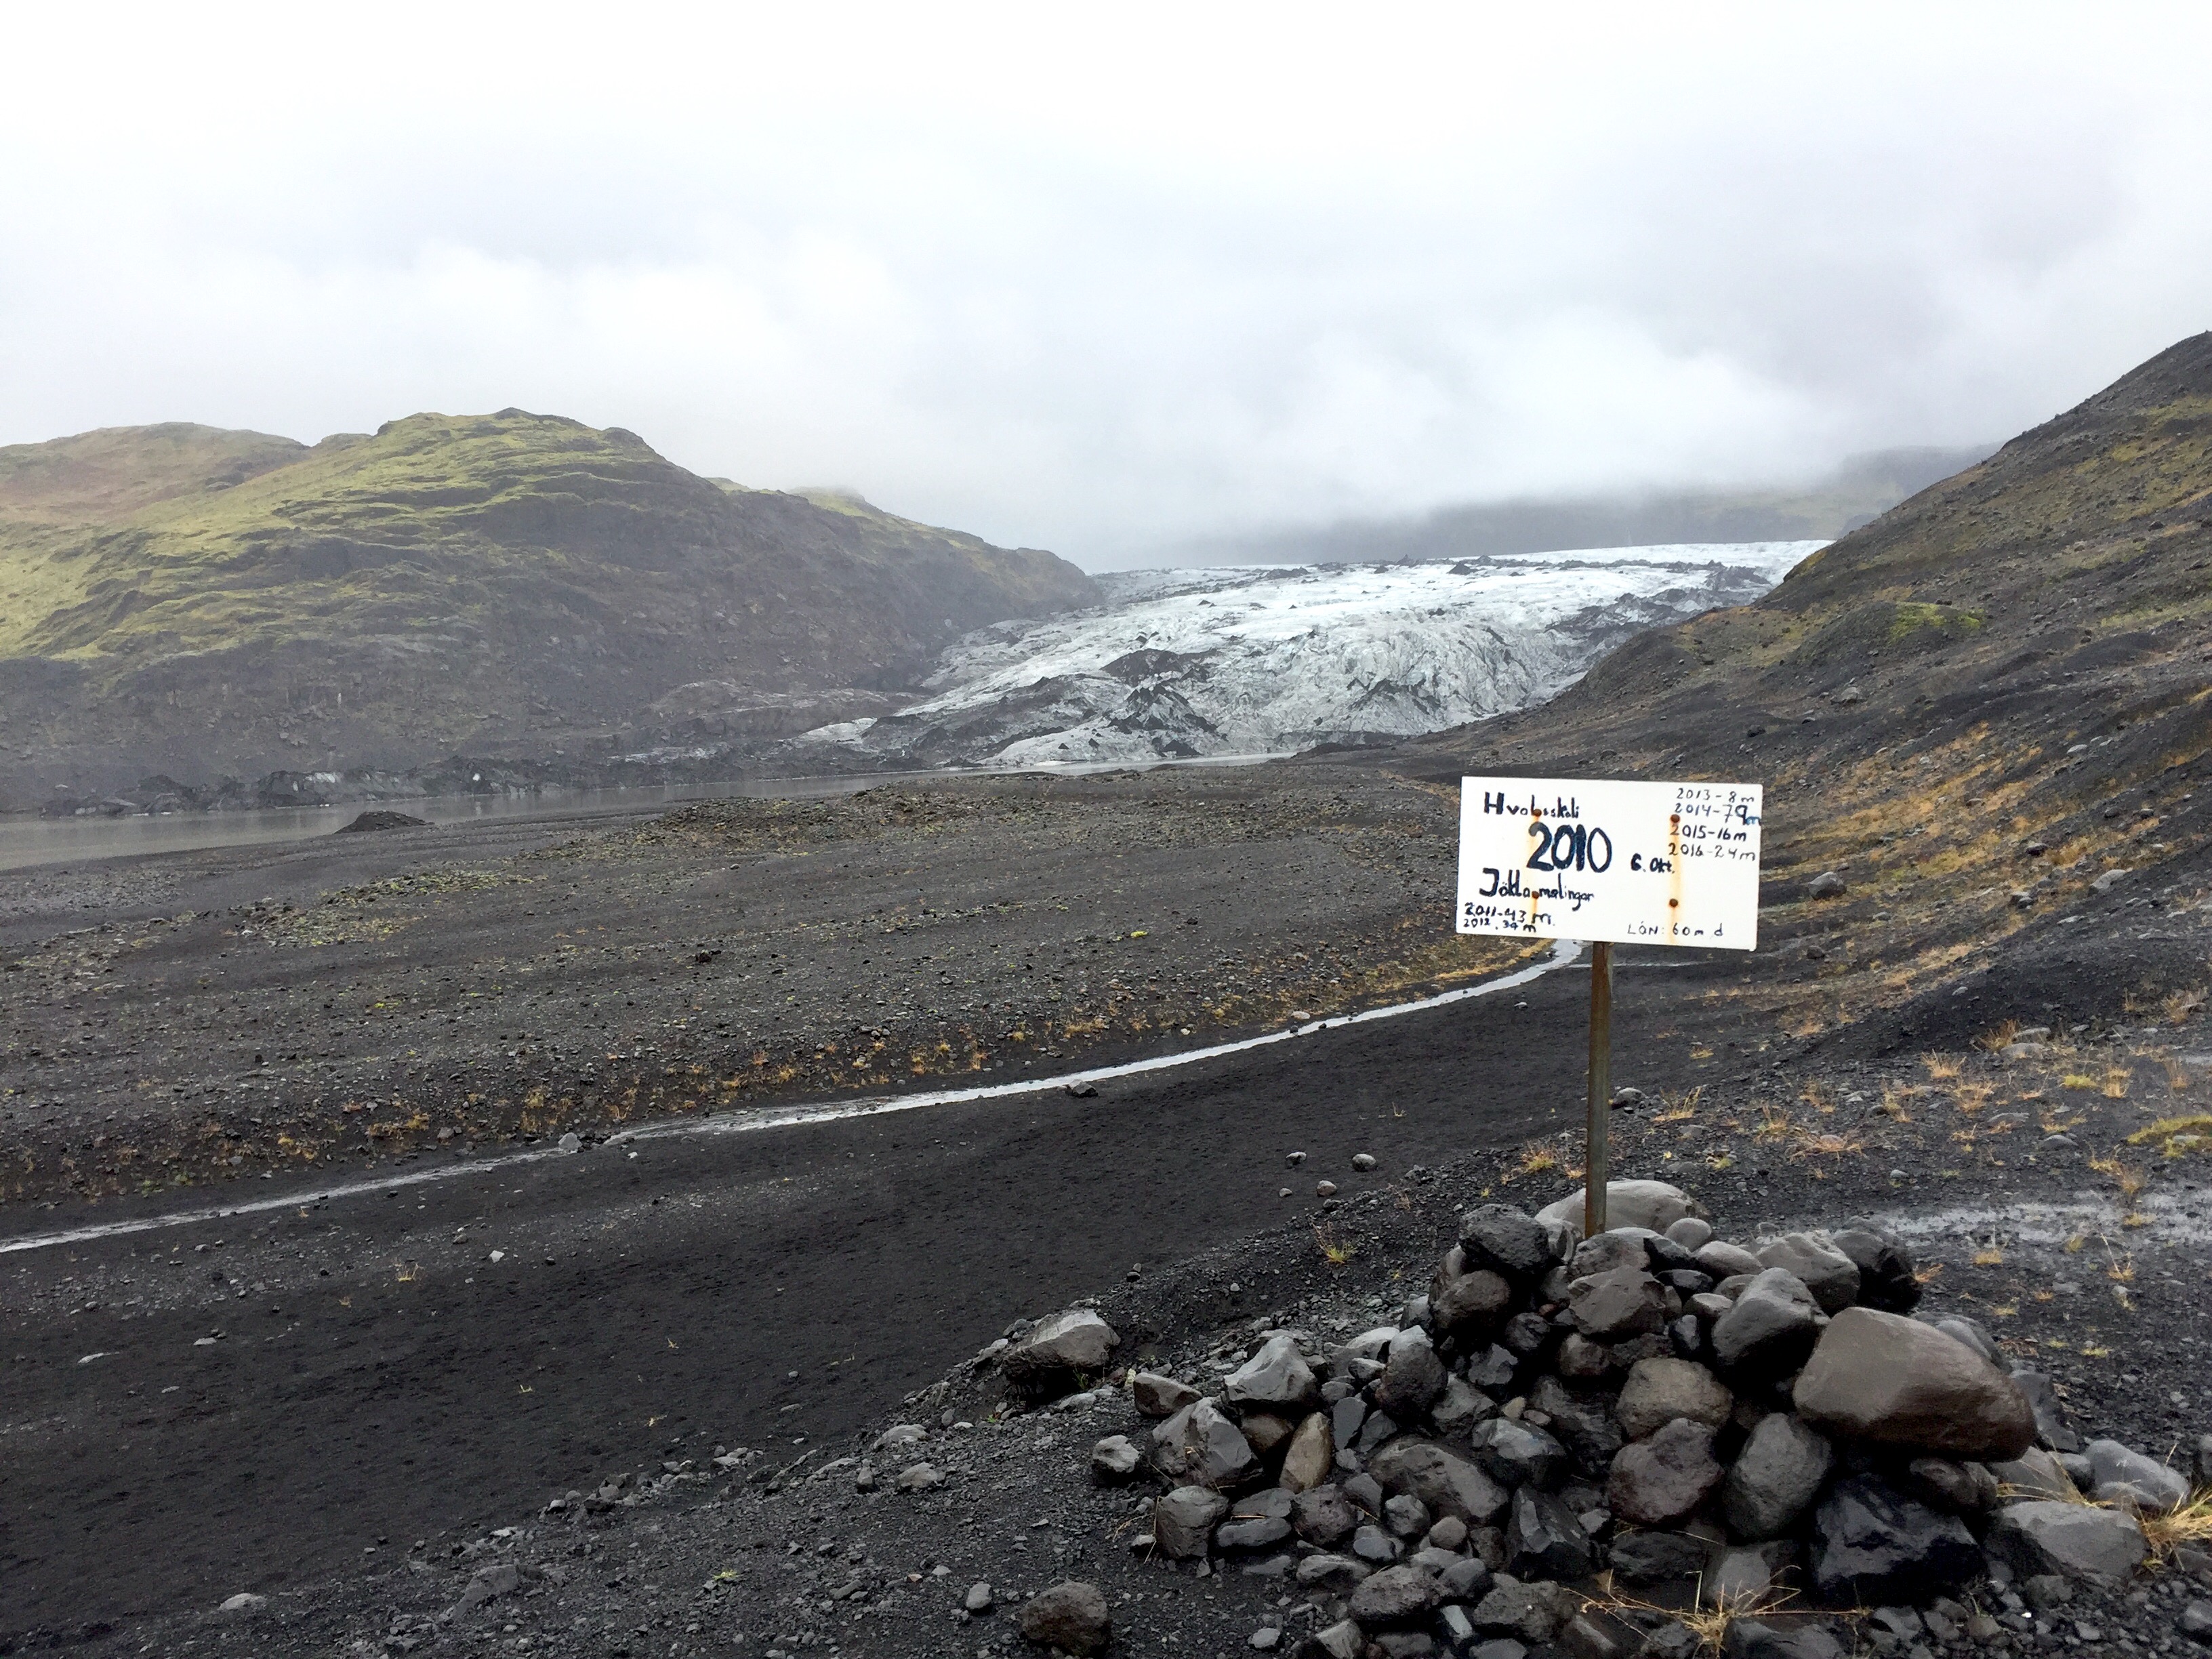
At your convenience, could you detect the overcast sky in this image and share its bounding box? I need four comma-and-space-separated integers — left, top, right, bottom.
3, 5, 2207, 568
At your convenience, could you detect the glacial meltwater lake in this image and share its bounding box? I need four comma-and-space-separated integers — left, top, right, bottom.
0, 778, 890, 874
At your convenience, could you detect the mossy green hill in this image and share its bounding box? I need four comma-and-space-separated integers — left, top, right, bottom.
0, 410, 1096, 798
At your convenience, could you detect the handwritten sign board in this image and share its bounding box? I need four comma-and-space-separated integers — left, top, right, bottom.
1455, 777, 1763, 950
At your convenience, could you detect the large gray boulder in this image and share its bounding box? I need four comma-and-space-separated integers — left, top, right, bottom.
1987, 1500, 2148, 1587
1003, 1309, 1119, 1385
1809, 1475, 1982, 1603
1226, 1334, 1321, 1412
1152, 1486, 1230, 1558
1616, 1357, 1734, 1441
1537, 1181, 1702, 1242
2085, 1439, 2192, 1513
1755, 1233, 1862, 1315
1793, 1307, 2036, 1461
1347, 1563, 1444, 1626
1607, 1418, 1725, 1528
1373, 1326, 1450, 1418
1459, 1204, 1556, 1279
1151, 1399, 1258, 1489
1369, 1436, 1512, 1525
1723, 1414, 1833, 1540
1018, 1580, 1111, 1656
1570, 1266, 1668, 1340
1710, 1269, 1824, 1377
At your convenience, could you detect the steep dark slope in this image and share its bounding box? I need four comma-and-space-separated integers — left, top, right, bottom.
1361, 333, 2212, 1048
0, 412, 1095, 798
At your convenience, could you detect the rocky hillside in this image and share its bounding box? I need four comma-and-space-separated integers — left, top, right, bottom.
1368, 331, 2212, 1049
0, 411, 1095, 802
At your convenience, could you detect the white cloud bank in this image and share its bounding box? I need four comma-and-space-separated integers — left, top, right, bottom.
1, 3, 2208, 566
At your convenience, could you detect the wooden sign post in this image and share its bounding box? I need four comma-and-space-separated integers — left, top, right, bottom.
1454, 777, 1763, 1237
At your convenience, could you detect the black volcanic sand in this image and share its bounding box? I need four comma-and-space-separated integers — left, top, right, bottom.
26, 996, 2212, 1656
4, 760, 2210, 1641
0, 767, 1530, 1210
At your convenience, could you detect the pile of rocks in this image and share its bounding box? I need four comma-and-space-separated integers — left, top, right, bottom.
1008, 1181, 2206, 1659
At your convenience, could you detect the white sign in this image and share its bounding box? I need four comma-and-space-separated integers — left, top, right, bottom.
1456, 777, 1763, 950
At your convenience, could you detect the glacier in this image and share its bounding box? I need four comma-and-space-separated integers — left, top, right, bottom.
783, 542, 1824, 769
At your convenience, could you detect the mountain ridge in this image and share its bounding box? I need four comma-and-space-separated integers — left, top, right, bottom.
0, 411, 1097, 803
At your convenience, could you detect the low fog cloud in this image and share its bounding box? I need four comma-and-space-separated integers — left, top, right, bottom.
3, 5, 2207, 567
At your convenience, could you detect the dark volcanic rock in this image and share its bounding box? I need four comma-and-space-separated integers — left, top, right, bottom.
1754, 1233, 1861, 1315
2011, 1371, 2082, 1454
1370, 1437, 1512, 1526
1809, 1475, 1982, 1603
1469, 1417, 1570, 1490
1153, 1486, 1231, 1559
1723, 1414, 1834, 1541
1151, 1399, 1258, 1489
1374, 1327, 1450, 1418
1829, 1225, 1922, 1313
1460, 1204, 1555, 1279
1615, 1357, 1734, 1441
1433, 1267, 1518, 1336
1347, 1563, 1444, 1626
1226, 1334, 1321, 1412
1607, 1530, 1718, 1584
1003, 1309, 1120, 1387
1710, 1269, 1823, 1378
1018, 1580, 1111, 1656
1293, 1485, 1360, 1547
1986, 1501, 2148, 1589
1569, 1266, 1668, 1340
1506, 1486, 1596, 1581
1528, 1376, 1624, 1473
1607, 1418, 1725, 1528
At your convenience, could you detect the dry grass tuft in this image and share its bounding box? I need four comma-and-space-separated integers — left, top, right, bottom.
2100, 1066, 2133, 1099
1654, 1085, 1704, 1124
1922, 1051, 1964, 1081
2143, 1490, 2212, 1563
2164, 987, 2207, 1025
1313, 1222, 1355, 1267
2127, 1114, 2212, 1156
2089, 1156, 2150, 1202
1972, 1244, 2007, 1267
1513, 1143, 1559, 1179
1952, 1080, 1995, 1116
1794, 1130, 1864, 1160
1754, 1105, 1794, 1141
1976, 1019, 2023, 1052
1591, 1582, 1804, 1657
